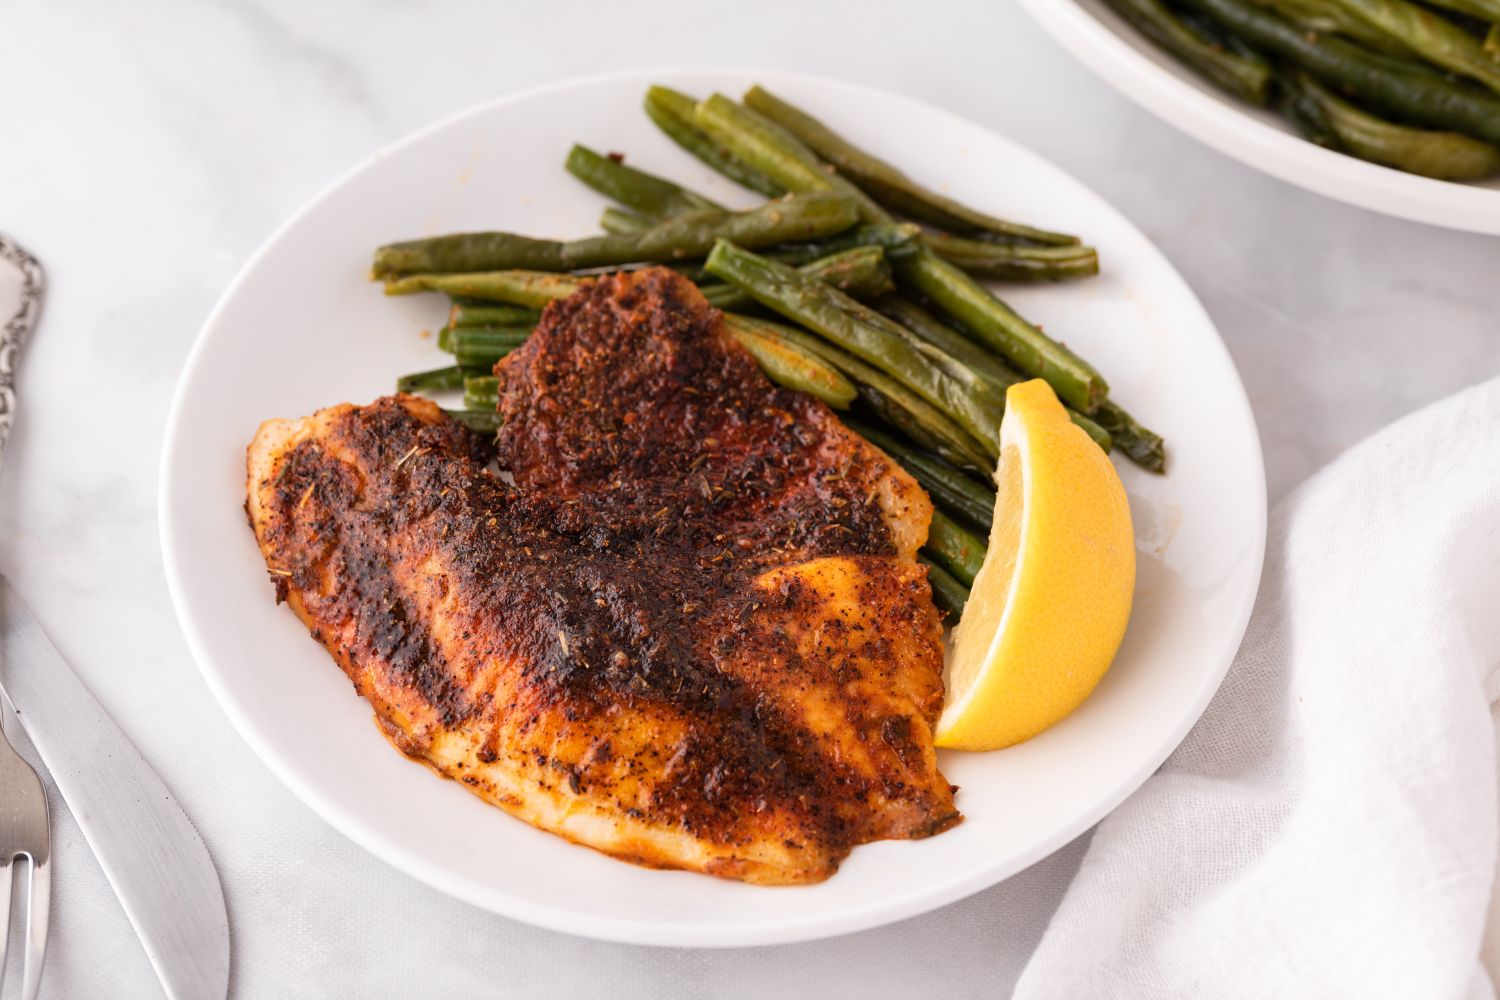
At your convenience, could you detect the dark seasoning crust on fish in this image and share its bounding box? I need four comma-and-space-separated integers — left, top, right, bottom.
248, 268, 959, 883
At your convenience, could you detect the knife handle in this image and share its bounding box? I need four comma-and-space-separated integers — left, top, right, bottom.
0, 233, 45, 476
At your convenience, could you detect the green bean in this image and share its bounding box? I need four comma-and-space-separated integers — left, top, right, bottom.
1178, 0, 1500, 144
598, 218, 917, 278
891, 248, 1108, 413
878, 297, 1023, 388
396, 365, 483, 394
565, 144, 722, 219
722, 316, 858, 408
798, 244, 896, 299
599, 206, 653, 234
566, 193, 860, 268
920, 230, 1101, 282
693, 93, 888, 221
1100, 0, 1273, 103
876, 297, 1115, 453
445, 409, 503, 434
388, 270, 582, 306
451, 325, 532, 367
463, 375, 500, 396
1242, 0, 1408, 53
742, 85, 1083, 245
762, 223, 923, 264
448, 302, 543, 329
463, 376, 501, 411
443, 309, 537, 353
926, 509, 987, 586
643, 86, 785, 197
1293, 73, 1500, 177
440, 316, 536, 354
451, 326, 533, 351
452, 347, 515, 369
1094, 401, 1167, 473
847, 418, 996, 531
374, 192, 859, 277
1272, 64, 1345, 147
685, 94, 1109, 412
1318, 0, 1500, 93
701, 246, 894, 312
920, 556, 970, 617
373, 233, 563, 278
705, 240, 1004, 455
737, 315, 994, 472
1429, 0, 1500, 19
1350, 37, 1477, 83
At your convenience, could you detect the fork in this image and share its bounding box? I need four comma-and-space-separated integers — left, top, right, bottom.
0, 700, 48, 1000
0, 232, 51, 999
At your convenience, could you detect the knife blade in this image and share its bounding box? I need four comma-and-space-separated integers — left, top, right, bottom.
0, 576, 230, 999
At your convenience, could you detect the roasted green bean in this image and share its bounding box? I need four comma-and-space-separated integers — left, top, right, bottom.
920, 231, 1100, 282
740, 315, 994, 471
1292, 72, 1500, 177
451, 325, 532, 368
643, 86, 785, 197
686, 94, 1109, 412
926, 509, 987, 586
599, 206, 652, 234
876, 297, 1115, 454
1093, 400, 1167, 473
742, 85, 1084, 244
1178, 0, 1500, 145
705, 240, 1004, 455
565, 144, 722, 219
693, 93, 889, 222
848, 418, 996, 530
1319, 0, 1500, 93
374, 191, 860, 277
891, 248, 1108, 413
1101, 0, 1273, 103
700, 246, 894, 312
448, 302, 543, 329
722, 316, 858, 408
920, 556, 971, 617
445, 409, 503, 434
387, 270, 584, 306
396, 365, 482, 394
462, 375, 501, 411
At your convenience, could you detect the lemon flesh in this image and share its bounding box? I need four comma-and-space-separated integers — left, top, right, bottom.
935, 380, 1136, 751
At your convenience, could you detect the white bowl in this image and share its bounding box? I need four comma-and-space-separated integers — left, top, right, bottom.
159, 68, 1266, 947
1020, 0, 1500, 234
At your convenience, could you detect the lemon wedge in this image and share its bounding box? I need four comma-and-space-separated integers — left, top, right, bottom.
934, 379, 1136, 751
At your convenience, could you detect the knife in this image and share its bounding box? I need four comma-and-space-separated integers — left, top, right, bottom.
0, 579, 230, 999
0, 230, 228, 998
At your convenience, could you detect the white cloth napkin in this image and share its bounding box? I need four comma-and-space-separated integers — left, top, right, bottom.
1015, 376, 1500, 999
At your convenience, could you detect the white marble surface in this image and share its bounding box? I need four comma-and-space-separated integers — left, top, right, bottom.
1, 1, 1496, 996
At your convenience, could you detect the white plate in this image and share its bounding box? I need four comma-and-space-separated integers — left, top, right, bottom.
1020, 0, 1500, 234
159, 68, 1265, 947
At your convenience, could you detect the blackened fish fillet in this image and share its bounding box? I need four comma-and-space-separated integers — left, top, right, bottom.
246, 268, 958, 883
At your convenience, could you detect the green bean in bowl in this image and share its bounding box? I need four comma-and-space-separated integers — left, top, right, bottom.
1097, 0, 1500, 180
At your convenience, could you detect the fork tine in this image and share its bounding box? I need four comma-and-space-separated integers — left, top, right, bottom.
20, 852, 47, 1000
0, 856, 12, 996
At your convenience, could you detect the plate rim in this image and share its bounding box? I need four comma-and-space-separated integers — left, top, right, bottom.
158, 65, 1268, 948
1018, 0, 1500, 235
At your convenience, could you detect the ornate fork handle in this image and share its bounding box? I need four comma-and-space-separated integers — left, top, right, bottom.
0, 233, 45, 476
